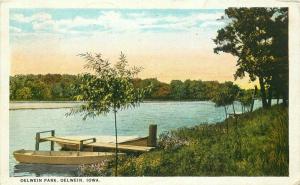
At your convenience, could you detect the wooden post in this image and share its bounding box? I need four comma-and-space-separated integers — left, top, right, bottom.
148, 124, 157, 147
35, 133, 40, 151
79, 141, 83, 151
50, 130, 55, 151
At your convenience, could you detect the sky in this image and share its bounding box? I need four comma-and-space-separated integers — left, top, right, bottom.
9, 8, 255, 88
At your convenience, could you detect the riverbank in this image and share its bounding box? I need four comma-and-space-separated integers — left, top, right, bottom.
80, 104, 288, 176
9, 101, 82, 110
9, 100, 216, 110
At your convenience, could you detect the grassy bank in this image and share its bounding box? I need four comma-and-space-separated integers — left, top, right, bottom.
80, 104, 288, 176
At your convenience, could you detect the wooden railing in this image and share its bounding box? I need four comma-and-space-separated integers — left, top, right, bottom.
35, 130, 55, 151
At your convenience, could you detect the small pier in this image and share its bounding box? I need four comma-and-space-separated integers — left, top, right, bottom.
35, 125, 157, 153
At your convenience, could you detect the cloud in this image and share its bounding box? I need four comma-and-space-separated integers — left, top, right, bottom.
11, 12, 52, 23
10, 26, 22, 33
200, 20, 225, 28
10, 10, 225, 35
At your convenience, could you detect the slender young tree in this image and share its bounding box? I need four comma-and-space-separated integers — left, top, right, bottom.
212, 82, 239, 133
238, 90, 254, 113
68, 52, 151, 176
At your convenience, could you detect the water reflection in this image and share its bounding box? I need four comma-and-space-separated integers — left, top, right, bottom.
14, 164, 80, 177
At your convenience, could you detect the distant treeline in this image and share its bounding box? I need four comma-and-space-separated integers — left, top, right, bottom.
10, 74, 78, 101
10, 74, 253, 101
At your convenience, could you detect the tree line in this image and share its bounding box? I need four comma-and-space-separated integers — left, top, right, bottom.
10, 74, 255, 102
10, 74, 78, 101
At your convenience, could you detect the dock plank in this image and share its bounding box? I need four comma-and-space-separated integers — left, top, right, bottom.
87, 142, 154, 152
40, 137, 81, 145
40, 136, 154, 152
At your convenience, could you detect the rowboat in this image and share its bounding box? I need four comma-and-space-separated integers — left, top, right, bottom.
13, 149, 117, 165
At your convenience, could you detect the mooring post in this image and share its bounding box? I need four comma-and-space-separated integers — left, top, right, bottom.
35, 133, 40, 151
148, 124, 157, 147
79, 141, 84, 151
50, 130, 55, 151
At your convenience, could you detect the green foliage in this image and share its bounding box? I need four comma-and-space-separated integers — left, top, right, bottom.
10, 74, 77, 101
10, 75, 249, 102
15, 87, 32, 100
69, 52, 151, 118
214, 8, 288, 107
212, 81, 239, 107
170, 80, 185, 100
104, 105, 288, 176
135, 78, 171, 100
238, 89, 254, 113
184, 80, 204, 99
211, 81, 240, 118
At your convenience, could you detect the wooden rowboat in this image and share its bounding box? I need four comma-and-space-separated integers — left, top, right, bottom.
13, 149, 117, 165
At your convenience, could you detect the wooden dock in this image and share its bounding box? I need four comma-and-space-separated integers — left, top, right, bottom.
39, 136, 154, 152
35, 125, 157, 153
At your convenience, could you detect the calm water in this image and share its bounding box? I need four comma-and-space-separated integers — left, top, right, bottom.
9, 101, 264, 177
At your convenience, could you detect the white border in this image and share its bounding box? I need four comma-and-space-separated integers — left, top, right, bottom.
1, 1, 300, 185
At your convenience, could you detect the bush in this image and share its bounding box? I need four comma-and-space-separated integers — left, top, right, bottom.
79, 159, 111, 176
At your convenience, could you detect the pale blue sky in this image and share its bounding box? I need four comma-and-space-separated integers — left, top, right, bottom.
10, 9, 225, 35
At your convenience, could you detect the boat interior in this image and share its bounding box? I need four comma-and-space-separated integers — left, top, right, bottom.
14, 149, 115, 156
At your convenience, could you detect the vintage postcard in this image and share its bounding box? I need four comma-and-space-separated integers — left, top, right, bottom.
1, 0, 300, 185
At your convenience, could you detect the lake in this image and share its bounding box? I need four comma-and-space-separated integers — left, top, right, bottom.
9, 101, 264, 177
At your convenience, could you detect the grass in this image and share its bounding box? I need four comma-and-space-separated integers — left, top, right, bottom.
80, 104, 288, 176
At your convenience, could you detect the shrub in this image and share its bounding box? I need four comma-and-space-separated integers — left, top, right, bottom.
79, 159, 111, 176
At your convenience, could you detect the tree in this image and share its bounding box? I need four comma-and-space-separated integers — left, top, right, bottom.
68, 52, 151, 176
211, 82, 239, 133
212, 82, 239, 117
52, 83, 64, 99
154, 83, 171, 99
10, 76, 17, 100
269, 8, 288, 106
15, 87, 32, 100
203, 81, 220, 100
214, 8, 288, 108
138, 78, 166, 99
238, 89, 254, 113
184, 80, 203, 100
170, 80, 185, 100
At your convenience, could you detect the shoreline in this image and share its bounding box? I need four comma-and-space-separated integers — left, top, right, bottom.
9, 100, 216, 110
10, 99, 211, 103
9, 102, 82, 110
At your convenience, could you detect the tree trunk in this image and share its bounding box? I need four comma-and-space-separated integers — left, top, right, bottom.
114, 109, 118, 176
224, 106, 228, 134
267, 85, 273, 108
232, 103, 236, 115
282, 90, 288, 106
259, 77, 267, 108
282, 95, 288, 106
250, 85, 257, 112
